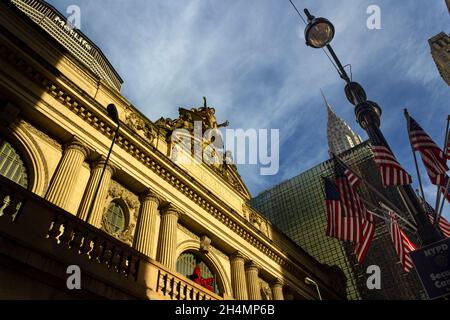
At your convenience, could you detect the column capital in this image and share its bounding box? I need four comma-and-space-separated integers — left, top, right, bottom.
65, 138, 89, 157
92, 157, 116, 175
245, 260, 259, 272
160, 202, 182, 219
270, 278, 284, 287
140, 188, 162, 205
230, 251, 246, 261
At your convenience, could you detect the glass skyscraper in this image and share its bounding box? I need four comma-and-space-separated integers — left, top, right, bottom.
252, 142, 426, 300
252, 95, 427, 300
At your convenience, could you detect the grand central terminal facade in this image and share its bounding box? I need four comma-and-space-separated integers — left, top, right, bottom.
0, 0, 346, 300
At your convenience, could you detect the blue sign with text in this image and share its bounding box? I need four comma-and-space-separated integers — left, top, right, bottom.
410, 237, 450, 300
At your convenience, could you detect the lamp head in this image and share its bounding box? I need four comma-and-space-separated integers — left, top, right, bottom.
305, 277, 316, 285
304, 9, 335, 49
107, 103, 119, 124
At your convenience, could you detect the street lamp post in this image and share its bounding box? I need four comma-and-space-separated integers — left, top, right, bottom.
305, 277, 322, 300
85, 103, 120, 224
302, 8, 443, 245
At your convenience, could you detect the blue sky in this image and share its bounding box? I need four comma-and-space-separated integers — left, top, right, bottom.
47, 0, 449, 218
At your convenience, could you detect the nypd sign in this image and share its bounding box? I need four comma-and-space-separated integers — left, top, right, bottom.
410, 238, 450, 300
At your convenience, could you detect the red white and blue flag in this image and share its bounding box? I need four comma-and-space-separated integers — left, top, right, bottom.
333, 160, 376, 263
367, 130, 412, 187
389, 211, 416, 272
407, 114, 449, 186
324, 177, 360, 242
421, 197, 450, 238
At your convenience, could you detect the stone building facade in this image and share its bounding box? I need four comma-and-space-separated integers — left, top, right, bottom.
0, 0, 345, 300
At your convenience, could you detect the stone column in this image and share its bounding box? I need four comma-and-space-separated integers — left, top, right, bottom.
134, 190, 161, 259
230, 251, 248, 300
271, 279, 284, 300
77, 158, 114, 228
284, 288, 294, 300
156, 203, 180, 270
45, 139, 88, 211
245, 261, 261, 300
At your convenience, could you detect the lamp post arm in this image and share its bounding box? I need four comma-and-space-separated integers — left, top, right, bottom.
85, 122, 120, 224
326, 44, 351, 83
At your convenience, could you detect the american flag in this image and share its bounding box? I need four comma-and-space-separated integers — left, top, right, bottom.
447, 134, 450, 160
439, 175, 450, 203
354, 211, 376, 263
367, 130, 412, 187
324, 177, 360, 242
421, 197, 450, 238
428, 173, 450, 203
334, 161, 366, 243
334, 160, 376, 262
407, 114, 449, 186
447, 137, 450, 160
389, 211, 416, 272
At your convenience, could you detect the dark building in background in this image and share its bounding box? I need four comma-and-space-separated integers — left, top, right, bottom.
251, 99, 426, 300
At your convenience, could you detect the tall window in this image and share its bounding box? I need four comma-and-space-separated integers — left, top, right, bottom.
176, 252, 219, 294
105, 201, 126, 234
0, 139, 28, 188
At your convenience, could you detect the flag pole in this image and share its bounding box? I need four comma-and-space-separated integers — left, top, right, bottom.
357, 196, 417, 231
333, 153, 416, 226
404, 108, 427, 203
379, 202, 418, 231
435, 115, 450, 226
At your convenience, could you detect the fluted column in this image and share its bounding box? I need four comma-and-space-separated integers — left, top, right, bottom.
245, 261, 261, 300
134, 190, 161, 259
156, 203, 180, 270
230, 251, 248, 300
271, 279, 284, 300
77, 158, 114, 227
45, 139, 88, 211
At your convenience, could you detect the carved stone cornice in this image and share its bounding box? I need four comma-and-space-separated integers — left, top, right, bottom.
0, 38, 322, 284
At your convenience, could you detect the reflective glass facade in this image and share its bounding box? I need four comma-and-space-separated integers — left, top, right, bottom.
252, 141, 426, 300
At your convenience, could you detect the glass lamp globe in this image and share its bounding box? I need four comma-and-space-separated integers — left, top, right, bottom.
305, 17, 335, 48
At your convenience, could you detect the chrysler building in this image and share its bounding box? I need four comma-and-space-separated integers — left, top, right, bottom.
323, 92, 363, 155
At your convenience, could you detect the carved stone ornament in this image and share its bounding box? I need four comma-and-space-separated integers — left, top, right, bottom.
200, 235, 212, 254
108, 180, 140, 215
100, 213, 135, 245
124, 109, 157, 143
101, 180, 141, 245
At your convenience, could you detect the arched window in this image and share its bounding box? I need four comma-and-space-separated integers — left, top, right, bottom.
0, 139, 28, 188
105, 200, 126, 234
176, 252, 219, 294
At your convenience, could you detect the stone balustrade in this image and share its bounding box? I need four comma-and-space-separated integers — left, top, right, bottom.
0, 175, 223, 300
156, 267, 222, 300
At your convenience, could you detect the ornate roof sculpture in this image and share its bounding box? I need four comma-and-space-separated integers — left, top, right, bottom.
323, 91, 363, 155
155, 98, 251, 200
